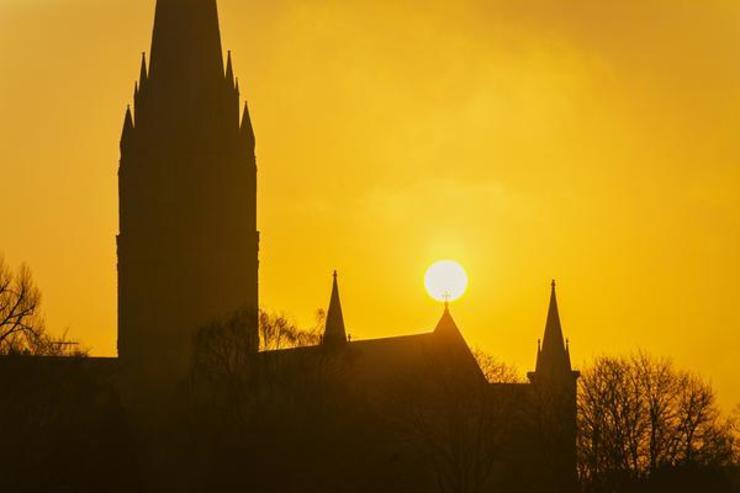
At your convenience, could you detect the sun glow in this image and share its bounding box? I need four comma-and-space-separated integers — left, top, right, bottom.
424, 260, 468, 303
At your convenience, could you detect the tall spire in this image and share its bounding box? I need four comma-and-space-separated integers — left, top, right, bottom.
535, 280, 572, 375
323, 271, 347, 346
118, 0, 260, 383
149, 0, 224, 84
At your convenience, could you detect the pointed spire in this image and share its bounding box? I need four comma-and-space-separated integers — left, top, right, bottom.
121, 105, 134, 151
241, 101, 255, 148
534, 280, 572, 375
225, 50, 234, 83
323, 271, 347, 346
543, 280, 564, 351
133, 81, 141, 116
124, 105, 134, 130
139, 52, 148, 85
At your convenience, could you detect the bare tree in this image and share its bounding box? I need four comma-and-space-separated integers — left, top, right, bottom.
578, 353, 737, 491
387, 348, 510, 493
0, 256, 84, 356
0, 256, 43, 353
186, 308, 365, 491
633, 353, 678, 473
192, 309, 257, 380
732, 405, 740, 462
0, 256, 86, 357
258, 309, 323, 351
473, 348, 522, 383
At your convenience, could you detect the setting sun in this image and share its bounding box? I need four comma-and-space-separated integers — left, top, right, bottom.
424, 260, 468, 303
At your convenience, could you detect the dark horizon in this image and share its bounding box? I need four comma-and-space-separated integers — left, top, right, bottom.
1, 1, 738, 414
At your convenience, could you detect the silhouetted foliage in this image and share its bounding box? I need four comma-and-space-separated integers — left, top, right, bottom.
393, 368, 507, 493
473, 348, 522, 383
193, 309, 258, 378
184, 308, 531, 492
258, 309, 324, 350
0, 256, 44, 353
0, 255, 85, 356
578, 353, 738, 492
186, 309, 382, 491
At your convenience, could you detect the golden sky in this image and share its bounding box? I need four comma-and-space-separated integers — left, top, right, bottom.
1, 0, 739, 408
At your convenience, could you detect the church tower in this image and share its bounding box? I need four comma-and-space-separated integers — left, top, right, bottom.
528, 281, 579, 492
530, 281, 577, 383
117, 0, 258, 381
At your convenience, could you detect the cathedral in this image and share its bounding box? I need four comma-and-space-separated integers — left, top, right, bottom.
0, 1, 579, 491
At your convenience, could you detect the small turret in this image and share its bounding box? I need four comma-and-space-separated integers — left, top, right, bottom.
133, 81, 142, 116
241, 101, 255, 150
225, 50, 234, 85
120, 105, 134, 151
139, 52, 148, 88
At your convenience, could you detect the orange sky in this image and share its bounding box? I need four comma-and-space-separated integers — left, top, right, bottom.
1, 0, 739, 409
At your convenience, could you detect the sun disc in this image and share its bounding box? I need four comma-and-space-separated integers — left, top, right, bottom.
424, 260, 468, 302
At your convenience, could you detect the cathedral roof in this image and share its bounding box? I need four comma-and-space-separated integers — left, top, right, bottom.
258, 304, 485, 391
433, 303, 485, 377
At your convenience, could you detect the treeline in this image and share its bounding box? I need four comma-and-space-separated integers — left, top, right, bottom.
1, 250, 322, 358
1, 254, 738, 491
187, 310, 509, 492
578, 353, 739, 492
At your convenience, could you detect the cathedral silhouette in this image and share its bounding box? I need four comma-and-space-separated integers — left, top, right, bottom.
0, 1, 579, 491
118, 0, 258, 384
